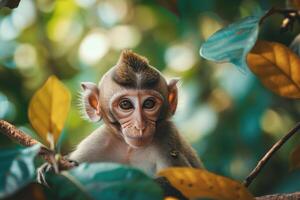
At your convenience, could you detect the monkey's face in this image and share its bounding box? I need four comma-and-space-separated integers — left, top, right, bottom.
110, 89, 163, 148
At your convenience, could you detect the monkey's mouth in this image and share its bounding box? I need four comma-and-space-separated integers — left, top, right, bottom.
125, 135, 150, 140
124, 134, 153, 148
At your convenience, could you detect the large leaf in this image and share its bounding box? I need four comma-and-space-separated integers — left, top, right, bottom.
158, 167, 254, 200
200, 15, 261, 72
0, 145, 40, 198
290, 145, 300, 170
28, 75, 71, 147
68, 163, 163, 200
43, 173, 90, 200
247, 40, 300, 98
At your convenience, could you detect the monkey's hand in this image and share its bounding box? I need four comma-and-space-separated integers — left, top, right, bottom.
36, 156, 79, 187
36, 162, 53, 187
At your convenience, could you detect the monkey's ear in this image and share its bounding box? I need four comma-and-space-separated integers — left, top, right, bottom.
80, 82, 102, 122
168, 79, 179, 115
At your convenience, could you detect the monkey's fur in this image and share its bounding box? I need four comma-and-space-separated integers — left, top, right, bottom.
69, 50, 203, 176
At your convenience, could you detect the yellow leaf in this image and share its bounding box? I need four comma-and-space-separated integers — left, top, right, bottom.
28, 75, 71, 147
247, 40, 300, 98
290, 145, 300, 170
158, 167, 254, 200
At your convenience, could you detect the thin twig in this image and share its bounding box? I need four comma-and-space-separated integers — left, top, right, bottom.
244, 122, 300, 187
259, 7, 300, 31
259, 7, 299, 25
259, 7, 277, 25
0, 120, 75, 170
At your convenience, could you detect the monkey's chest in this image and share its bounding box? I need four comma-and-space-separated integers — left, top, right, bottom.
121, 147, 159, 176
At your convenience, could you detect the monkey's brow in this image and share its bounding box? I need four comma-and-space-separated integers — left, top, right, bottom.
113, 76, 159, 89
109, 90, 164, 104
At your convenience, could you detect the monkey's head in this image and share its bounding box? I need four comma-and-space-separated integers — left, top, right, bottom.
81, 50, 178, 148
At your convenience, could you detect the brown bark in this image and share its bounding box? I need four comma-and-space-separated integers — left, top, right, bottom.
255, 192, 300, 200
0, 119, 75, 170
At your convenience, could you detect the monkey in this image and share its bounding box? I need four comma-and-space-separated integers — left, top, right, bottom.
69, 50, 203, 176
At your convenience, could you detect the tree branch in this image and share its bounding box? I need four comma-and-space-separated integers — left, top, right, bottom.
0, 119, 75, 170
255, 192, 300, 200
244, 122, 300, 187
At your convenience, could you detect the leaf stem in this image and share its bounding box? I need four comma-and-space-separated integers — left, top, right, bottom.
244, 121, 300, 187
259, 7, 300, 28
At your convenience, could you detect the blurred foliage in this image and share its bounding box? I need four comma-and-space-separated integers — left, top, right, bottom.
0, 144, 40, 198
1, 0, 300, 198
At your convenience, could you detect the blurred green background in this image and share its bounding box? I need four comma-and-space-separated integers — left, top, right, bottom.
1, 0, 300, 197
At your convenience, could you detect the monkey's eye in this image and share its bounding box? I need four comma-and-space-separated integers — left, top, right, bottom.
119, 99, 133, 110
143, 98, 156, 109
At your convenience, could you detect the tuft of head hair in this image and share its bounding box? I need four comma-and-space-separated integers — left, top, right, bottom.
117, 49, 149, 72
113, 50, 160, 88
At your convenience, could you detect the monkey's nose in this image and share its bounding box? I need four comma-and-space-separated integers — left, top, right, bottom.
134, 122, 146, 131
134, 125, 145, 131
134, 125, 145, 137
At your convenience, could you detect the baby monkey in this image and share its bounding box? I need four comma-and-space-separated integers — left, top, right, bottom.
69, 50, 203, 176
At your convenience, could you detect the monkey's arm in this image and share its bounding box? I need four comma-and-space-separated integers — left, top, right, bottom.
155, 123, 204, 172
179, 135, 204, 168
182, 144, 204, 168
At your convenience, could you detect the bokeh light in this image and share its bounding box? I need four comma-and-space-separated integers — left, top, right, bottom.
14, 43, 37, 70
109, 25, 141, 50
79, 31, 110, 65
180, 104, 218, 142
11, 0, 36, 31
165, 44, 197, 72
0, 0, 35, 41
97, 0, 128, 27
215, 63, 254, 101
0, 92, 16, 120
75, 0, 96, 8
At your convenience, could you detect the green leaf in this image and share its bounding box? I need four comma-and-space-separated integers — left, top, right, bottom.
43, 173, 90, 200
200, 14, 262, 72
68, 163, 163, 200
0, 144, 40, 198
